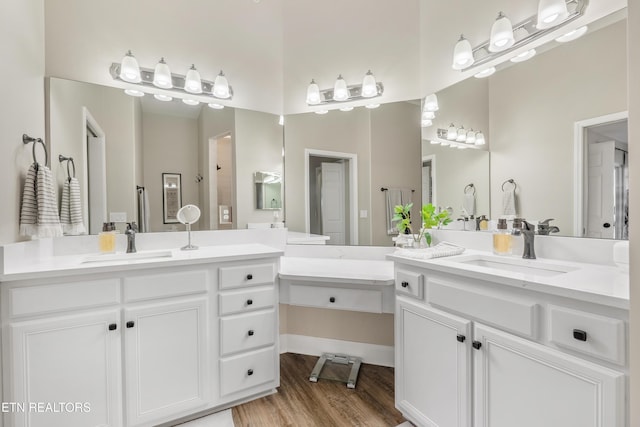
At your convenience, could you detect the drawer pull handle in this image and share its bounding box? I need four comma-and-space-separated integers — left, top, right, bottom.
401, 281, 409, 288
108, 323, 117, 331
248, 330, 255, 336
246, 274, 253, 280
573, 329, 588, 342
472, 341, 482, 350
126, 321, 135, 328
329, 297, 336, 303
246, 299, 253, 305
247, 369, 254, 376
456, 334, 466, 343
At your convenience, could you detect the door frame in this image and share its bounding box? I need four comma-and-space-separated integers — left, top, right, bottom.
573, 111, 628, 237
422, 154, 437, 208
304, 149, 358, 245
82, 107, 106, 234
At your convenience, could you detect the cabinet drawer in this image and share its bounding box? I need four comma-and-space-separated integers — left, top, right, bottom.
549, 305, 625, 365
219, 287, 275, 315
9, 278, 121, 318
220, 310, 276, 356
219, 263, 275, 289
124, 269, 208, 302
395, 270, 424, 300
289, 284, 382, 313
220, 347, 276, 396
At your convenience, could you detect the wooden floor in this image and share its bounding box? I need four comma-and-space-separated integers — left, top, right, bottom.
232, 353, 406, 427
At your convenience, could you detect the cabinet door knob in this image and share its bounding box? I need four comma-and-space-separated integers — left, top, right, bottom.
456, 334, 466, 343
246, 299, 253, 305
329, 297, 336, 303
126, 321, 135, 328
573, 329, 588, 342
108, 323, 117, 331
247, 369, 254, 376
401, 281, 409, 288
472, 341, 482, 350
248, 330, 255, 336
246, 274, 253, 280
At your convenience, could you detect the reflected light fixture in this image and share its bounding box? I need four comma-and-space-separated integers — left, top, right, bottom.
447, 123, 457, 140
537, 0, 569, 29
456, 126, 467, 142
124, 89, 144, 97
421, 120, 433, 127
182, 99, 199, 106
208, 103, 225, 109
423, 93, 439, 112
489, 12, 515, 52
435, 126, 486, 149
475, 132, 486, 145
452, 35, 474, 70
153, 58, 173, 89
474, 67, 496, 78
184, 65, 202, 94
279, 115, 284, 126
333, 75, 350, 101
510, 49, 537, 63
555, 25, 588, 42
365, 103, 380, 109
430, 140, 440, 145
154, 94, 172, 102
305, 71, 384, 107
315, 109, 329, 115
119, 51, 141, 83
340, 106, 354, 112
422, 111, 435, 120
361, 70, 378, 97
213, 71, 231, 99
466, 129, 476, 144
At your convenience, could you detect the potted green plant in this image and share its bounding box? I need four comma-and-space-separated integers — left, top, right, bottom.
393, 203, 452, 247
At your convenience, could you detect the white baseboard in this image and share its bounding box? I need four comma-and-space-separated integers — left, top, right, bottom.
279, 334, 394, 367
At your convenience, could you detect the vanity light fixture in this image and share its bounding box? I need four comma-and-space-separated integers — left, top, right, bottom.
119, 51, 141, 83
208, 103, 225, 109
474, 67, 496, 78
333, 75, 350, 101
182, 99, 200, 106
456, 126, 467, 142
466, 129, 476, 144
365, 103, 380, 109
184, 65, 203, 94
452, 35, 475, 70
446, 123, 457, 140
422, 111, 435, 120
213, 71, 231, 99
537, 0, 569, 29
306, 79, 321, 105
489, 12, 515, 52
510, 49, 537, 63
154, 94, 173, 102
423, 93, 439, 112
305, 71, 384, 107
340, 106, 354, 112
435, 127, 486, 149
475, 131, 486, 145
315, 109, 329, 115
153, 58, 173, 89
124, 89, 144, 97
555, 25, 588, 42
361, 70, 378, 98
421, 119, 433, 128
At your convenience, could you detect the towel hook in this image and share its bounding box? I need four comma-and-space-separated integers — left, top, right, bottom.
58, 155, 76, 181
464, 183, 476, 195
502, 179, 517, 191
23, 134, 48, 167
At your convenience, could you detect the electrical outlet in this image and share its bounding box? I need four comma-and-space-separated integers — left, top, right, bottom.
109, 212, 127, 223
360, 210, 368, 219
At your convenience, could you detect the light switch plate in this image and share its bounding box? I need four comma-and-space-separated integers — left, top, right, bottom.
360, 210, 368, 218
109, 212, 127, 223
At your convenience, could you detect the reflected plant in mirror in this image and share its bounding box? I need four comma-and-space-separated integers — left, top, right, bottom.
393, 203, 452, 247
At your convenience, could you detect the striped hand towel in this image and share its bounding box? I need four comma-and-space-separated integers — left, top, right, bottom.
19, 163, 63, 238
60, 177, 86, 235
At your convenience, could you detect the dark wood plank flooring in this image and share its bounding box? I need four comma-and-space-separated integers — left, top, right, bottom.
232, 353, 406, 426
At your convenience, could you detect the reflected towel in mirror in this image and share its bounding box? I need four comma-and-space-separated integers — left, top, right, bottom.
386, 188, 413, 235
502, 188, 516, 216
463, 193, 476, 216
60, 177, 86, 235
137, 187, 150, 232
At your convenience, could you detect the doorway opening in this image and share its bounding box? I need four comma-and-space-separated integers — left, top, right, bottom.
82, 107, 106, 235
305, 149, 358, 245
422, 155, 436, 207
208, 132, 234, 230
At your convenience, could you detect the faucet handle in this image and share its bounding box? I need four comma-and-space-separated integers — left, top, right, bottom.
126, 222, 138, 233
539, 218, 555, 226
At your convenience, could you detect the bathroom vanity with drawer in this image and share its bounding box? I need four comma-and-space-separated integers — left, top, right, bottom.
0, 243, 282, 427
389, 251, 629, 427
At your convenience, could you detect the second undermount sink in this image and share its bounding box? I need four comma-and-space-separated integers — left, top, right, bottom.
451, 254, 578, 277
81, 249, 174, 264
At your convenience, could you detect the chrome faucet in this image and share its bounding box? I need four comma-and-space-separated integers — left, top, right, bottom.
521, 220, 536, 259
125, 222, 138, 253
537, 218, 560, 235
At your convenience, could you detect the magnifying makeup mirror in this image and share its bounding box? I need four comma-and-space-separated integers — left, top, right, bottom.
176, 204, 201, 251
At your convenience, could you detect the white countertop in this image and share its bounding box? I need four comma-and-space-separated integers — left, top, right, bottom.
286, 231, 331, 244
279, 257, 394, 286
0, 243, 283, 282
388, 249, 629, 309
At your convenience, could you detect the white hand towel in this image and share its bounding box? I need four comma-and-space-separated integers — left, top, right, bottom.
463, 193, 476, 216
137, 187, 150, 232
386, 189, 403, 235
395, 242, 465, 259
20, 163, 63, 238
502, 188, 516, 216
60, 177, 86, 235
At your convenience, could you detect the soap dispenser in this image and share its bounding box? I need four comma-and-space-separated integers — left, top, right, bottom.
493, 218, 512, 255
99, 222, 116, 254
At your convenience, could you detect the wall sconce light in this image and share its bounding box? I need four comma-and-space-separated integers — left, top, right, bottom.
451, 0, 588, 72
305, 71, 384, 107
110, 51, 234, 106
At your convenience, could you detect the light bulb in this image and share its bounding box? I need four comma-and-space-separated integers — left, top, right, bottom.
333, 75, 349, 101
124, 89, 144, 97
184, 64, 202, 94
447, 123, 457, 140
452, 35, 474, 70
120, 50, 141, 83
537, 0, 569, 29
306, 79, 321, 105
153, 58, 173, 89
489, 12, 515, 52
213, 70, 231, 99
555, 26, 588, 43
361, 70, 378, 97
424, 93, 439, 112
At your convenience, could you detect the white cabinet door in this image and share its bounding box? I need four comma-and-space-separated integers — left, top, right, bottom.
395, 298, 472, 427
473, 324, 625, 427
124, 297, 210, 427
9, 310, 122, 427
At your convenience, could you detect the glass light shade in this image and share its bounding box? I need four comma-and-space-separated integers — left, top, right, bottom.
153, 58, 173, 89
474, 67, 496, 78
120, 51, 141, 83
182, 98, 199, 106
424, 93, 439, 112
365, 103, 380, 109
213, 71, 231, 99
475, 132, 486, 145
124, 89, 144, 97
208, 103, 224, 109
315, 110, 329, 115
489, 12, 515, 52
555, 26, 588, 43
447, 124, 457, 140
333, 75, 349, 101
510, 49, 537, 63
340, 106, 354, 112
452, 35, 474, 70
184, 64, 202, 94
421, 120, 433, 127
361, 70, 378, 97
422, 111, 435, 120
154, 94, 172, 102
537, 0, 569, 29
306, 79, 321, 105
456, 126, 467, 142
466, 130, 476, 144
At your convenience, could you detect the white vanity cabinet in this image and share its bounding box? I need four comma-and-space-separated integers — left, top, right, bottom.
393, 261, 628, 427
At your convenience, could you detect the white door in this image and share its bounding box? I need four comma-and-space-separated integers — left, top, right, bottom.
395, 298, 472, 427
586, 141, 615, 238
321, 162, 347, 245
88, 135, 107, 234
9, 310, 122, 427
473, 324, 624, 427
124, 297, 210, 426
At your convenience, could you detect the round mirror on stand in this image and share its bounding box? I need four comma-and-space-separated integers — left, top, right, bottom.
176, 204, 201, 251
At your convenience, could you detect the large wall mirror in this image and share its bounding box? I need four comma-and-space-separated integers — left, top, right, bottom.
47, 77, 283, 234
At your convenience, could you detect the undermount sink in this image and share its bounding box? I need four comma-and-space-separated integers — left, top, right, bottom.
451, 255, 578, 277
81, 250, 174, 264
